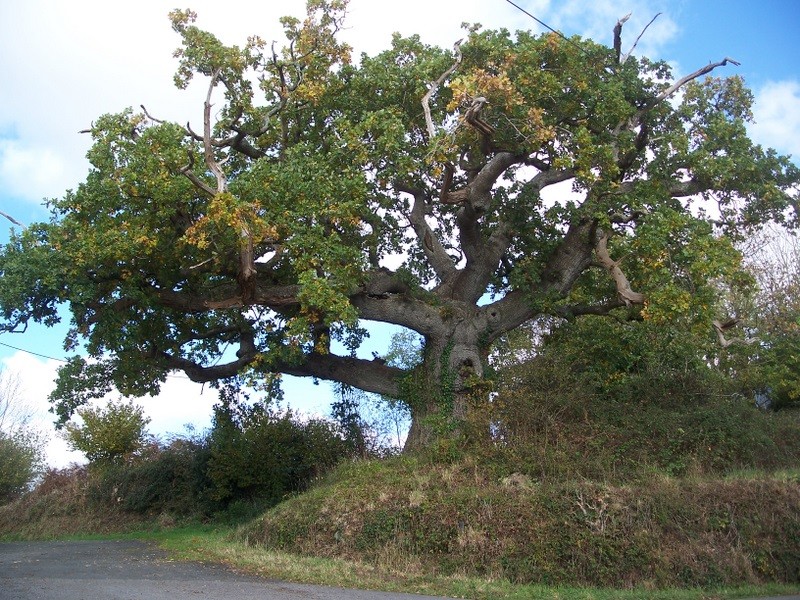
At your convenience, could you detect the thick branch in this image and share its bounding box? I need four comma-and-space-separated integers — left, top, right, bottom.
157, 330, 258, 382
153, 284, 301, 312
157, 344, 404, 397
396, 181, 457, 282
556, 299, 629, 319
481, 220, 599, 341
278, 353, 403, 397
459, 151, 520, 214
350, 291, 444, 338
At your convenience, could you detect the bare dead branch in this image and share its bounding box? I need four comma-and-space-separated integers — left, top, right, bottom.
181, 168, 217, 197
140, 104, 166, 125
188, 257, 215, 270
179, 152, 217, 197
185, 121, 204, 143
613, 13, 631, 63
464, 97, 495, 136
0, 209, 22, 227
654, 57, 741, 106
713, 318, 756, 348
620, 13, 661, 64
422, 39, 462, 139
595, 232, 645, 306
202, 70, 228, 194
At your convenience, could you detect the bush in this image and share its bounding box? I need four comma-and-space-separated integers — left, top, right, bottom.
0, 369, 45, 504
0, 430, 44, 504
87, 435, 212, 516
488, 348, 800, 480
63, 399, 151, 464
206, 402, 355, 508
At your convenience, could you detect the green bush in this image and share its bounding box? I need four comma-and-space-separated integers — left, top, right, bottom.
489, 347, 800, 480
206, 402, 355, 507
65, 400, 359, 519
0, 430, 44, 504
0, 368, 46, 504
63, 400, 151, 464
88, 436, 212, 516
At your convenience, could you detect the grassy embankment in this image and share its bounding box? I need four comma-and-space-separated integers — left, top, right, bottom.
1, 392, 799, 600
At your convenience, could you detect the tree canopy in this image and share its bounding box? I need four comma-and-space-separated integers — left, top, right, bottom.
0, 1, 797, 450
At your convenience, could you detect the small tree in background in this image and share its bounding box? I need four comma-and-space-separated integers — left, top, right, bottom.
63, 399, 150, 464
0, 368, 46, 503
746, 229, 800, 408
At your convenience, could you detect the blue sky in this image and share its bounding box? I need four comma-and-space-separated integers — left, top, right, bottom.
1, 0, 798, 465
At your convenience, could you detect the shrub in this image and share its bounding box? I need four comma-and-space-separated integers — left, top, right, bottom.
0, 430, 44, 504
488, 348, 800, 480
206, 401, 355, 507
87, 435, 212, 516
63, 399, 150, 464
0, 369, 45, 504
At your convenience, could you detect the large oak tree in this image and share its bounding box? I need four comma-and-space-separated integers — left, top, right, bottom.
1, 2, 797, 451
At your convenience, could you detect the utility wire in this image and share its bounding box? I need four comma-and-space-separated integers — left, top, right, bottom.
502, 0, 592, 57
0, 340, 67, 363
0, 340, 191, 381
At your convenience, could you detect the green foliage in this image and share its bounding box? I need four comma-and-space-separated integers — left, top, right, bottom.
244, 456, 800, 588
205, 400, 354, 507
487, 328, 800, 480
0, 2, 797, 450
87, 435, 212, 516
0, 431, 43, 504
739, 230, 800, 409
63, 400, 151, 464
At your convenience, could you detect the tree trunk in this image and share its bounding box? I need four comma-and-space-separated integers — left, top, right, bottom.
402, 334, 489, 453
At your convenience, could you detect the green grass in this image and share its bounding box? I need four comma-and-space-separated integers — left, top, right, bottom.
73, 524, 796, 600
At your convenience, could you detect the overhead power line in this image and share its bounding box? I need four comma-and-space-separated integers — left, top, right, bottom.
0, 340, 67, 363
502, 0, 591, 57
0, 340, 191, 381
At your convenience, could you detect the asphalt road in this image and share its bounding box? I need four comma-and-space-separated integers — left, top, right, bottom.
0, 540, 454, 600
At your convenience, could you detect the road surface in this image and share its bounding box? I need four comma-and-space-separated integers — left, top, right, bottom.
0, 540, 453, 600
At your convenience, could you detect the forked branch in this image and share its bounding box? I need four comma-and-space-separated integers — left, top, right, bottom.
712, 318, 756, 348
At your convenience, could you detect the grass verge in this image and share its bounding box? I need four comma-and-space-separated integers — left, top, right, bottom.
126, 524, 799, 600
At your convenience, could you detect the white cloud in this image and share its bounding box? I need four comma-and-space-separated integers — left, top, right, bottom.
751, 80, 800, 160
0, 139, 69, 202
549, 0, 678, 58
1, 352, 83, 468
136, 376, 218, 440
0, 350, 217, 467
